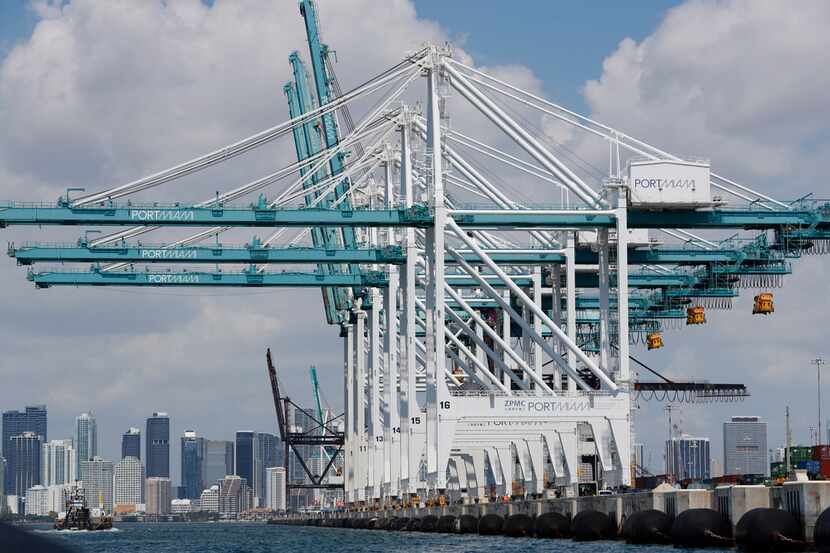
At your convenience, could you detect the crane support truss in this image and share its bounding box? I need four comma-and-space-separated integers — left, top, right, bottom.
3, 4, 827, 508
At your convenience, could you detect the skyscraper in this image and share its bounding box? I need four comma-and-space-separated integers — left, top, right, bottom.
0, 456, 6, 495
181, 430, 206, 499
146, 477, 171, 516
218, 475, 252, 517
235, 431, 257, 502
114, 456, 145, 507
74, 412, 97, 476
257, 433, 281, 506
723, 415, 768, 476
666, 436, 711, 481
146, 413, 170, 478
266, 467, 286, 512
204, 440, 234, 487
42, 439, 76, 486
79, 456, 114, 512
3, 405, 47, 492
121, 428, 141, 460
8, 431, 42, 495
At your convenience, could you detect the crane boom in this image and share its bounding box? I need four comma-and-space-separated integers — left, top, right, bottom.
309, 365, 324, 426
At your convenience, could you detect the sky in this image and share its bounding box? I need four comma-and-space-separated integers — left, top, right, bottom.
0, 0, 829, 484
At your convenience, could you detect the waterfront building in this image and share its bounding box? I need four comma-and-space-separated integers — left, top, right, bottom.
24, 483, 72, 516
235, 431, 257, 502
5, 495, 19, 514
666, 435, 711, 481
724, 416, 769, 476
265, 466, 286, 512
79, 456, 113, 512
181, 430, 206, 499
42, 439, 76, 486
146, 413, 170, 478
170, 498, 195, 514
74, 412, 98, 476
3, 405, 47, 492
204, 440, 234, 486
199, 485, 219, 513
218, 475, 252, 517
258, 432, 280, 506
114, 456, 144, 507
146, 477, 171, 516
24, 485, 49, 516
8, 431, 42, 495
121, 428, 141, 460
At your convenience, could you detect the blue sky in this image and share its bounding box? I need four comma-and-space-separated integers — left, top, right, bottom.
413, 0, 681, 110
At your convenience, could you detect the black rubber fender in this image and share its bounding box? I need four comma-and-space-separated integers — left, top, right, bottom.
478, 513, 505, 535
457, 514, 479, 534
504, 513, 534, 537
437, 515, 456, 533
622, 509, 672, 544
671, 508, 733, 548
571, 509, 616, 541
735, 508, 805, 552
534, 511, 571, 539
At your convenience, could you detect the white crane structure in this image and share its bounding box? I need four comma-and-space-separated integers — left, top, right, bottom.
2, 2, 824, 511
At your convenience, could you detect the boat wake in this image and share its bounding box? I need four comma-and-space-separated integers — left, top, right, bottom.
35, 527, 122, 534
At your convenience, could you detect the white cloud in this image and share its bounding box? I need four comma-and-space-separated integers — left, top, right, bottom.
581, 0, 830, 190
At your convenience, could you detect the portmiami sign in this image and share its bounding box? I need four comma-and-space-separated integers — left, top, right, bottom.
147, 274, 200, 284
501, 398, 590, 413
129, 209, 195, 222
139, 249, 197, 260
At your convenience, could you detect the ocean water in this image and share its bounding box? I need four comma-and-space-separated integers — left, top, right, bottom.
29, 522, 723, 553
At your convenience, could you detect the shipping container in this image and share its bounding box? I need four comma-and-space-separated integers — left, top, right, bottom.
813, 445, 830, 461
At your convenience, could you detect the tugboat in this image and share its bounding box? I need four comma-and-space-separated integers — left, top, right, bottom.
54, 487, 113, 531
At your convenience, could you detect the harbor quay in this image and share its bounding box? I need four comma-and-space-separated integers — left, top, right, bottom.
272, 481, 830, 550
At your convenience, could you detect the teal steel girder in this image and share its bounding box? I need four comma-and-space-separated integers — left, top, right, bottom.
1, 203, 828, 230
27, 269, 388, 289
0, 203, 433, 228
9, 243, 406, 265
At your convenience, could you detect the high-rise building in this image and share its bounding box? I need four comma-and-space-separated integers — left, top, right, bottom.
235, 431, 257, 500
203, 440, 234, 487
122, 428, 141, 460
8, 431, 42, 495
74, 412, 97, 476
265, 467, 286, 512
146, 477, 171, 516
724, 416, 768, 476
146, 413, 170, 478
24, 485, 49, 516
181, 430, 206, 500
25, 483, 72, 516
218, 475, 252, 517
258, 433, 281, 506
79, 456, 113, 513
0, 456, 6, 495
666, 436, 711, 481
114, 456, 144, 507
3, 405, 47, 492
199, 485, 219, 513
42, 439, 76, 486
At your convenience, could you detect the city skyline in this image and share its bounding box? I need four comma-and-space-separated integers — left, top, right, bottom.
2, 404, 284, 488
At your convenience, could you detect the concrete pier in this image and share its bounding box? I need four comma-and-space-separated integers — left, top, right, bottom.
275, 481, 830, 545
